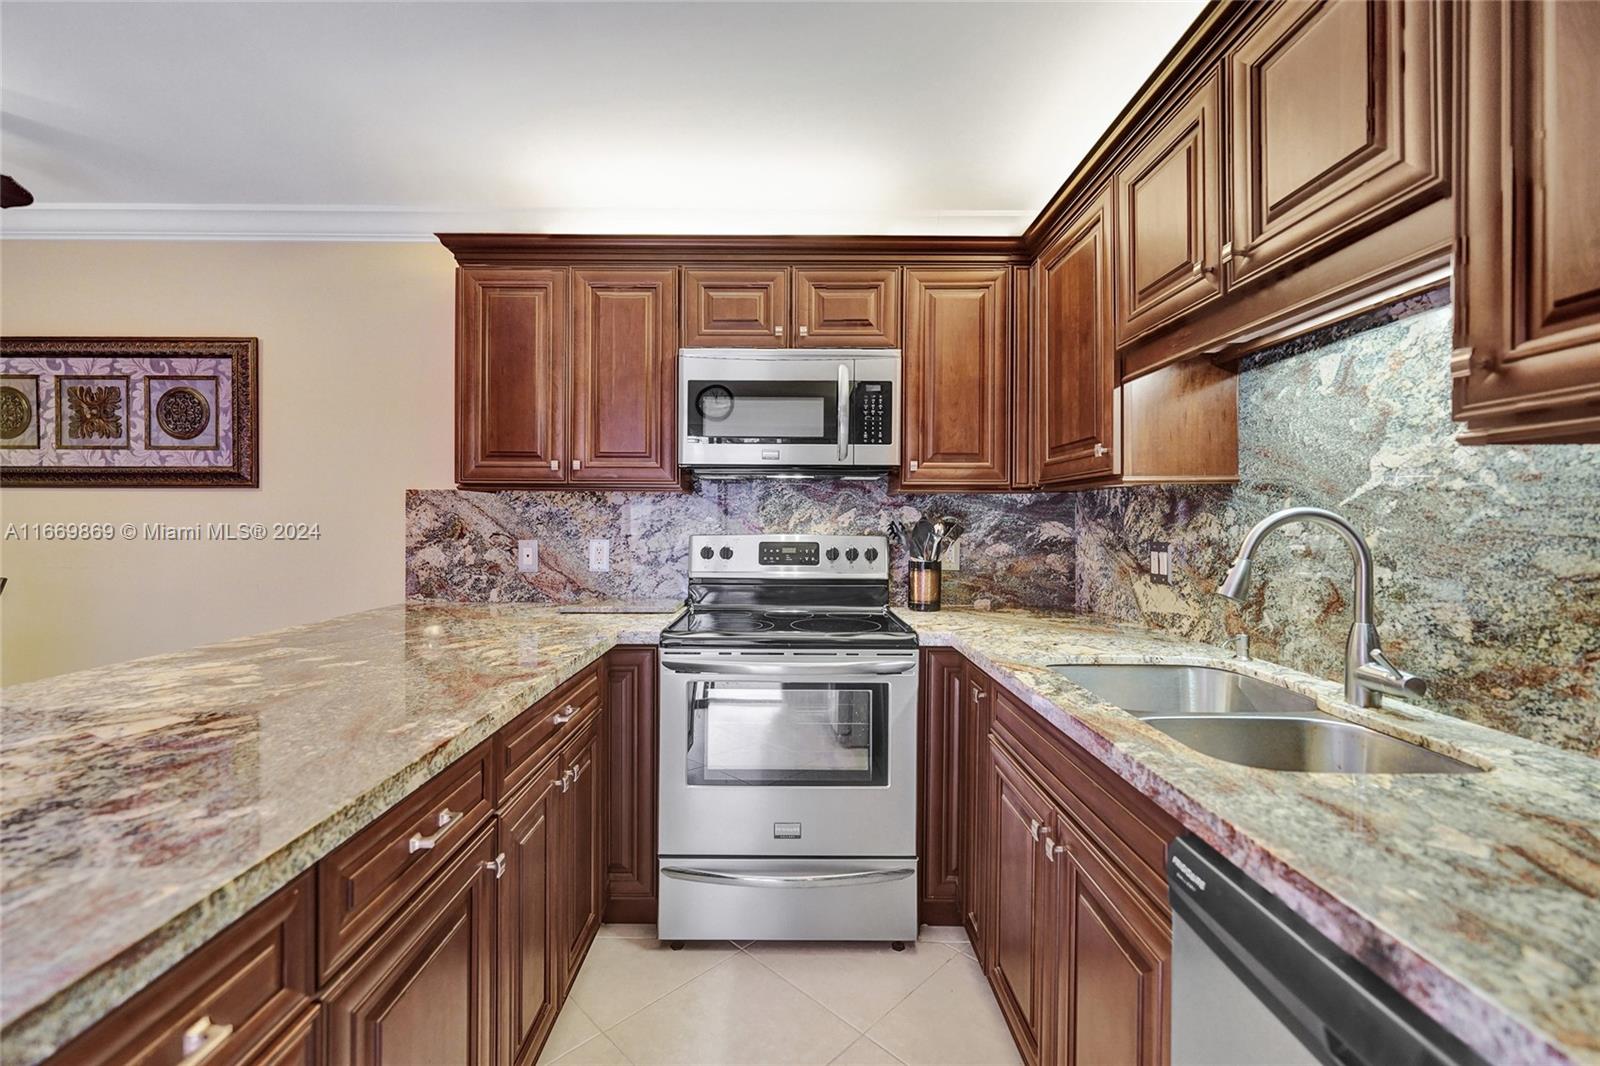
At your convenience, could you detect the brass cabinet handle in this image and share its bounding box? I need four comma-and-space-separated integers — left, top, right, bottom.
177, 1016, 233, 1066
408, 808, 460, 854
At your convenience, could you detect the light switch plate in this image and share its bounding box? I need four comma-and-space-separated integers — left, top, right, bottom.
1148, 542, 1171, 585
944, 540, 962, 572
517, 539, 539, 574
588, 538, 611, 573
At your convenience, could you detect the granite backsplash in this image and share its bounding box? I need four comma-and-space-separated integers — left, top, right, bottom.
406, 289, 1599, 756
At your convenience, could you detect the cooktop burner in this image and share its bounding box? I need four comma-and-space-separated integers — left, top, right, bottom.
788, 614, 885, 634
681, 611, 775, 634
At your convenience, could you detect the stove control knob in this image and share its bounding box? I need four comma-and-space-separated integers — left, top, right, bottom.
864, 547, 878, 562
845, 548, 859, 562
825, 547, 840, 561
719, 546, 733, 560
699, 546, 714, 560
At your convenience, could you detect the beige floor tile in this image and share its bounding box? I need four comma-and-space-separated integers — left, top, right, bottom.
916, 925, 969, 944
952, 939, 979, 961
831, 1035, 904, 1064
608, 954, 860, 1065
745, 940, 955, 1030
538, 1001, 602, 1064
597, 923, 659, 939
867, 955, 1021, 1065
553, 1033, 633, 1065
569, 937, 737, 1029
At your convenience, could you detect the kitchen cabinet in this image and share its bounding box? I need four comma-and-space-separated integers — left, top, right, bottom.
456, 268, 568, 486
604, 647, 658, 924
498, 759, 561, 1066
902, 266, 1013, 489
959, 663, 993, 966
1452, 0, 1600, 443
682, 268, 790, 347
322, 825, 498, 1066
988, 736, 1053, 1065
1227, 0, 1448, 288
1115, 68, 1223, 346
570, 269, 680, 486
918, 649, 965, 925
793, 266, 901, 347
256, 1007, 323, 1066
556, 712, 605, 990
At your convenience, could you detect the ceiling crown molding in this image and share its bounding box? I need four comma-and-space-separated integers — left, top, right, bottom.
0, 204, 1035, 242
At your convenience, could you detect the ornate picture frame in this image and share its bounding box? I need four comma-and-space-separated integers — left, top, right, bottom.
0, 337, 258, 487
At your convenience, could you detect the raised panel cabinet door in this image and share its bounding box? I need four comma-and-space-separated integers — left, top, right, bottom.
570, 269, 679, 486
1453, 0, 1600, 443
456, 268, 568, 485
603, 647, 657, 923
1035, 188, 1118, 487
959, 664, 993, 965
1054, 814, 1172, 1066
918, 649, 964, 925
499, 765, 561, 1066
1115, 68, 1223, 345
903, 267, 1012, 488
558, 715, 605, 990
324, 826, 497, 1066
987, 737, 1053, 1065
682, 268, 790, 347
1228, 0, 1448, 287
792, 267, 902, 347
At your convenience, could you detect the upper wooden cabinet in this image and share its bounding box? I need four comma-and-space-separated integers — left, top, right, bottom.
570, 269, 680, 486
1115, 68, 1223, 345
902, 266, 1013, 488
682, 268, 789, 347
1036, 189, 1118, 485
457, 268, 568, 486
1228, 0, 1448, 288
793, 267, 901, 347
1452, 0, 1600, 443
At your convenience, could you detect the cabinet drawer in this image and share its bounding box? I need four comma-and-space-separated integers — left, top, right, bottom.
498, 662, 603, 799
254, 1005, 322, 1066
48, 874, 314, 1066
316, 741, 493, 982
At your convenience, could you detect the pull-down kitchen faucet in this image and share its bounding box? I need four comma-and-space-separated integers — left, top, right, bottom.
1217, 507, 1426, 708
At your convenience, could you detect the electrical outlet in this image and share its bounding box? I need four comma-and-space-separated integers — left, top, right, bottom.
516, 539, 539, 574
1148, 542, 1171, 585
944, 539, 962, 571
587, 538, 611, 573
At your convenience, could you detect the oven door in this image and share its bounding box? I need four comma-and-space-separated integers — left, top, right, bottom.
680, 349, 853, 467
658, 651, 918, 857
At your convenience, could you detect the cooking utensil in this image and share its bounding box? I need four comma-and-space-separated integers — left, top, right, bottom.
934, 519, 965, 561
910, 518, 935, 561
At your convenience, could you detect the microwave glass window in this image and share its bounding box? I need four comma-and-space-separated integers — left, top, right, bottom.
686, 680, 888, 786
687, 379, 840, 443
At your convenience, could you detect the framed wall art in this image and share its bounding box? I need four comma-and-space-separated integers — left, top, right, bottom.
0, 337, 258, 487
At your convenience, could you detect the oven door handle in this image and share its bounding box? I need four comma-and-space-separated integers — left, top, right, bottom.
662, 659, 917, 676
837, 362, 851, 461
661, 866, 916, 889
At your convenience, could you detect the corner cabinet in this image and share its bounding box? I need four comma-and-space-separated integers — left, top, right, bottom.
902, 267, 1013, 489
1452, 0, 1600, 443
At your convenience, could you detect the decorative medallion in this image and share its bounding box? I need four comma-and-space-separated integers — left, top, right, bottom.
0, 385, 31, 440
65, 385, 124, 440
156, 386, 210, 441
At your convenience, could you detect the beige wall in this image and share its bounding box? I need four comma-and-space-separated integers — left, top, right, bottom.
0, 241, 457, 684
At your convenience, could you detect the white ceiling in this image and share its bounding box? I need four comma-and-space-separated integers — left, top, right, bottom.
0, 1, 1205, 239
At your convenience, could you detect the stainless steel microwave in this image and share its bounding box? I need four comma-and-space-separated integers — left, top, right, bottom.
679, 348, 900, 475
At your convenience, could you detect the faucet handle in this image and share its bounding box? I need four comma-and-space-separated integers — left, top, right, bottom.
1230, 632, 1250, 660
1358, 649, 1428, 697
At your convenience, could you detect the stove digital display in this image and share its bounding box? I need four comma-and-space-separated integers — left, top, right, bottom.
758, 541, 819, 566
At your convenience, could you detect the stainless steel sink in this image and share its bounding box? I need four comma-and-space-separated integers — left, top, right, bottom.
1050, 663, 1480, 774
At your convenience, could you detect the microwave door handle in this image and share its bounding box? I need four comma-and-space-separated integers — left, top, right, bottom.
837, 363, 851, 461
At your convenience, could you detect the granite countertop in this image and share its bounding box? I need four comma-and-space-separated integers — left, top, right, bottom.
2, 604, 1596, 1065
908, 609, 1600, 1066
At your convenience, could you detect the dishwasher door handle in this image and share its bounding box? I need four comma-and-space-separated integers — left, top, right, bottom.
661, 866, 916, 889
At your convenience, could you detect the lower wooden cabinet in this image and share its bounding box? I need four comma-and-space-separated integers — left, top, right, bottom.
958, 662, 993, 965
603, 647, 657, 923
255, 1007, 324, 1066
988, 738, 1055, 1064
556, 712, 605, 991
498, 761, 561, 1066
918, 649, 965, 925
322, 825, 498, 1066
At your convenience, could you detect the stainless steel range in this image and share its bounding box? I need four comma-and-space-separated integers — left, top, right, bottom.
657, 533, 919, 943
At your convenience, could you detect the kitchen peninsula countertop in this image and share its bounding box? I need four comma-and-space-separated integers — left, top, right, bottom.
2, 603, 1595, 1065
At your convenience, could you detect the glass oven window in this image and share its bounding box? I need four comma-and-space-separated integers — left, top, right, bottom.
687, 680, 888, 786
686, 379, 839, 443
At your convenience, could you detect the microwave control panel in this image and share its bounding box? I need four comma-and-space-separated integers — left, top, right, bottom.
852, 382, 892, 445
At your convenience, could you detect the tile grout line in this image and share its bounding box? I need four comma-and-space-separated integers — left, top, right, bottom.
736, 944, 873, 1037
591, 942, 745, 1036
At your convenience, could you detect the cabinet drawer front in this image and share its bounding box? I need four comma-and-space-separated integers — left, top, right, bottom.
499, 663, 602, 798
317, 742, 494, 981
683, 268, 790, 347
49, 874, 314, 1066
793, 267, 901, 347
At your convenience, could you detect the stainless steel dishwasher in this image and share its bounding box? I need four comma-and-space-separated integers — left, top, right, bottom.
1168, 836, 1488, 1066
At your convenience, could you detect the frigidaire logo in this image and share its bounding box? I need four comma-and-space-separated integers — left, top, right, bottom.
1172, 855, 1206, 893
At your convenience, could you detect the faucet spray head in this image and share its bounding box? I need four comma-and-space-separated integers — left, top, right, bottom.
1218, 557, 1252, 601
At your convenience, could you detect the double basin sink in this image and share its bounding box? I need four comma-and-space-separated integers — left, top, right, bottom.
1050, 664, 1479, 774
